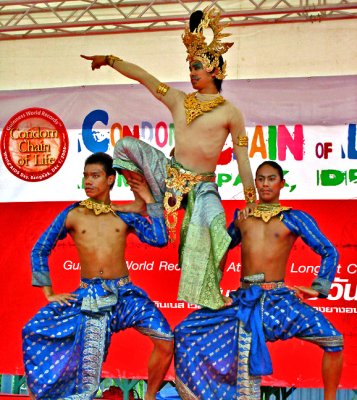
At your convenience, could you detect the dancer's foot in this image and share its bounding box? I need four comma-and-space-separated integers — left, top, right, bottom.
222, 296, 233, 307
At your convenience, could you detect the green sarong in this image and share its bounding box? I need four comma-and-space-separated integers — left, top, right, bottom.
113, 137, 231, 309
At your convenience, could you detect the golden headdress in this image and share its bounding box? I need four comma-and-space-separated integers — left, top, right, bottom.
182, 7, 234, 80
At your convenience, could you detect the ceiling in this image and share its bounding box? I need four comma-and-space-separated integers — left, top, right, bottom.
1, 0, 357, 41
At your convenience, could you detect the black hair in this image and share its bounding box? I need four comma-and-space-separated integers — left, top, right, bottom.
189, 10, 204, 31
84, 152, 116, 189
256, 161, 284, 181
189, 10, 223, 93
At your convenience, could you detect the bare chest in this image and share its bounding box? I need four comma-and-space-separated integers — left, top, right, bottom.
175, 110, 229, 156
240, 217, 292, 242
68, 209, 126, 240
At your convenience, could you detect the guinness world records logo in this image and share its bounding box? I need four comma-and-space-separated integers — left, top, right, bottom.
1, 107, 69, 182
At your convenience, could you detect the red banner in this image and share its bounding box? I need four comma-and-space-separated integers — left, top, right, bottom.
0, 199, 356, 388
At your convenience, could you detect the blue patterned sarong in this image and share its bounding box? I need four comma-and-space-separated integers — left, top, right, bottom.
23, 277, 173, 399
174, 284, 343, 399
174, 207, 344, 399
262, 286, 343, 351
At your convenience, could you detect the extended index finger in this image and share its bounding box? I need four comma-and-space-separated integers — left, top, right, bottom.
80, 54, 93, 60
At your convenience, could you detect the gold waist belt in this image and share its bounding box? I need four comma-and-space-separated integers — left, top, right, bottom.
241, 281, 285, 290
164, 164, 215, 241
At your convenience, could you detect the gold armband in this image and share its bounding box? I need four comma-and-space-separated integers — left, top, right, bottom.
156, 82, 170, 96
236, 135, 248, 147
105, 55, 123, 67
244, 186, 257, 203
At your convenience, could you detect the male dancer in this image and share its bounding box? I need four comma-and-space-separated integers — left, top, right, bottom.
23, 152, 174, 400
174, 161, 343, 400
81, 8, 256, 310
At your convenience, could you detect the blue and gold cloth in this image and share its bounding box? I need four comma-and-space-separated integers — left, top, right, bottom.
174, 208, 344, 399
23, 277, 173, 399
113, 137, 231, 309
174, 284, 343, 399
24, 202, 172, 399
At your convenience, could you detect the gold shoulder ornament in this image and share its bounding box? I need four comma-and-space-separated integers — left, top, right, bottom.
251, 203, 291, 223
184, 92, 225, 125
79, 198, 117, 217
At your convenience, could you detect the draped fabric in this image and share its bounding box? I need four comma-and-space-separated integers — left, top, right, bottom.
23, 278, 173, 399
174, 285, 343, 399
113, 137, 231, 309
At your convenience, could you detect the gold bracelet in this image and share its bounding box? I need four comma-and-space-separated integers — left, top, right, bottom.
156, 82, 170, 96
236, 135, 248, 147
105, 55, 123, 67
244, 186, 257, 203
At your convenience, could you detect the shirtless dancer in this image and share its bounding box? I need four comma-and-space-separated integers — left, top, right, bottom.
22, 152, 174, 400
174, 161, 343, 399
81, 8, 256, 310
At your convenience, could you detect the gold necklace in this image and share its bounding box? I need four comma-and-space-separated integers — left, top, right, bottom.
184, 92, 225, 125
252, 203, 291, 223
79, 198, 116, 216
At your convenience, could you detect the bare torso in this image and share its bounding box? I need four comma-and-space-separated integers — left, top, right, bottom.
82, 56, 247, 175
65, 206, 129, 279
237, 216, 297, 281
168, 91, 243, 173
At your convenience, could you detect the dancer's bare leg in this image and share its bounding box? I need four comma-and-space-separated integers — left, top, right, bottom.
145, 338, 174, 400
28, 389, 35, 399
322, 350, 343, 400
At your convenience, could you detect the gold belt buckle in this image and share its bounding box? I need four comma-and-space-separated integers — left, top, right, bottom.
261, 282, 284, 290
117, 276, 130, 287
261, 283, 275, 290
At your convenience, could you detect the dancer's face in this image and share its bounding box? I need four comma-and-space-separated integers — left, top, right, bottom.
189, 61, 215, 90
255, 164, 285, 204
83, 163, 114, 200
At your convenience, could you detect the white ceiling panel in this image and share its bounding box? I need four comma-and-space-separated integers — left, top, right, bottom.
1, 0, 357, 40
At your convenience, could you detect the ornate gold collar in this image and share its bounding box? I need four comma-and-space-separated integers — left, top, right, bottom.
79, 198, 116, 216
251, 203, 291, 223
184, 92, 225, 125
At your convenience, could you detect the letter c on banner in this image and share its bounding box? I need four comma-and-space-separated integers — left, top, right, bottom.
347, 264, 357, 274
82, 109, 110, 153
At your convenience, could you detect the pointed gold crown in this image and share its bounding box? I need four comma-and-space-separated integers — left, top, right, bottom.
182, 7, 234, 80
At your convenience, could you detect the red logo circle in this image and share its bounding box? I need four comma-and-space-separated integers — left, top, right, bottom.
1, 107, 69, 182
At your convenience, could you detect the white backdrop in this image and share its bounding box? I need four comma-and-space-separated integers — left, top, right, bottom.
0, 20, 357, 90
1, 77, 356, 202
